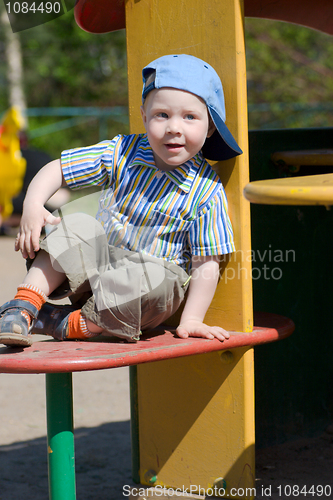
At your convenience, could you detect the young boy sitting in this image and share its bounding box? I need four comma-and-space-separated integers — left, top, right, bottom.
0, 54, 242, 347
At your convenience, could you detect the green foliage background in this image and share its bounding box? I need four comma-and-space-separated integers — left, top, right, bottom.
0, 10, 129, 158
0, 10, 332, 159
245, 18, 333, 130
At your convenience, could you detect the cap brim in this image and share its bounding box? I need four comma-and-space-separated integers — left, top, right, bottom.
202, 108, 243, 161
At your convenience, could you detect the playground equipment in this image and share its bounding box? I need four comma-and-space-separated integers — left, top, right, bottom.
244, 173, 333, 207
75, 0, 333, 35
0, 107, 26, 223
0, 314, 294, 500
3, 0, 333, 498
72, 0, 299, 498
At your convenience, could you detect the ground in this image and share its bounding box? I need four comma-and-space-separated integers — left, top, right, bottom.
0, 235, 332, 499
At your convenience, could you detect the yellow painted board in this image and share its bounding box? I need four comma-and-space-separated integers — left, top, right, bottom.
125, 0, 253, 334
125, 1, 255, 497
136, 348, 255, 500
243, 173, 333, 206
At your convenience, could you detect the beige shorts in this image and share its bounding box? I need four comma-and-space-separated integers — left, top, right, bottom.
34, 213, 190, 342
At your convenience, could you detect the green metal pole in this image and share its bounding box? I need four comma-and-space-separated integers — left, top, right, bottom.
45, 372, 76, 500
129, 365, 140, 484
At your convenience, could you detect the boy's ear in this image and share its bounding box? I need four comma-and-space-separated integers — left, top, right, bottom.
140, 106, 147, 129
207, 116, 216, 138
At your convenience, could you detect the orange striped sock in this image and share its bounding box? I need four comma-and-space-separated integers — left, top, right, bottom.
14, 284, 47, 327
66, 310, 100, 339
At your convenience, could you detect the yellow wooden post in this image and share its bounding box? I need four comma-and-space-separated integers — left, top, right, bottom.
126, 0, 254, 497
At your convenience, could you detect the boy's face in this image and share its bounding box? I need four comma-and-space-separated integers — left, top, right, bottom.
141, 88, 215, 171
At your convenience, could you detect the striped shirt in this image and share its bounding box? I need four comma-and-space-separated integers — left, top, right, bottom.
61, 133, 235, 271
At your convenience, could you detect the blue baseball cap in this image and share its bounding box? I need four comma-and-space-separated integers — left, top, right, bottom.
142, 54, 243, 161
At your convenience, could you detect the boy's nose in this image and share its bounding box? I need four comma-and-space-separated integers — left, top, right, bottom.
166, 117, 181, 134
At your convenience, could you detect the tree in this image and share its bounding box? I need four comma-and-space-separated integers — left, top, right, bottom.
0, 3, 27, 125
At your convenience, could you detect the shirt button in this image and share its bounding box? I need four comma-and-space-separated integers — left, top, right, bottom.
156, 171, 163, 179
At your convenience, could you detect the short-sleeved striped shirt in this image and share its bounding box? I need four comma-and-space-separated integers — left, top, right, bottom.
61, 133, 235, 271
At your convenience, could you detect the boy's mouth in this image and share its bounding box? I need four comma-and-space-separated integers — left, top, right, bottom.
165, 143, 184, 151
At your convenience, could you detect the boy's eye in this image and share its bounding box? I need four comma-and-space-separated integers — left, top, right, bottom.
157, 112, 168, 118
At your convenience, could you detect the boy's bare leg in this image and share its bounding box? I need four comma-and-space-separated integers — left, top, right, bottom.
25, 251, 103, 335
22, 250, 67, 296
84, 319, 103, 334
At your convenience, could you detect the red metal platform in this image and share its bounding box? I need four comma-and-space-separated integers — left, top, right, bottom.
74, 0, 333, 35
0, 312, 294, 374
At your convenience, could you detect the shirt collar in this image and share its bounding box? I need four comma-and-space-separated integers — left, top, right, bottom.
130, 134, 203, 193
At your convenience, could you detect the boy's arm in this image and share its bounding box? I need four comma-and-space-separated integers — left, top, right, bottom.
176, 255, 230, 341
15, 159, 66, 260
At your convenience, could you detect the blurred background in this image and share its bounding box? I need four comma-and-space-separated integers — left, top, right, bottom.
1, 5, 333, 229
1, 8, 333, 154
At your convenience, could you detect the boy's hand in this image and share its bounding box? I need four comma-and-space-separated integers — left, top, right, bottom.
176, 320, 230, 342
15, 203, 61, 260
13, 159, 65, 259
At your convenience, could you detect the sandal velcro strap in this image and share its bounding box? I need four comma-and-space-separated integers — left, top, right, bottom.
0, 300, 39, 320
32, 302, 76, 340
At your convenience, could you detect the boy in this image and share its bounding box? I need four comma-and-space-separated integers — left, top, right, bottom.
0, 54, 242, 347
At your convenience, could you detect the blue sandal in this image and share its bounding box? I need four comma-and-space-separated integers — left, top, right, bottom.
32, 302, 77, 340
0, 300, 39, 347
